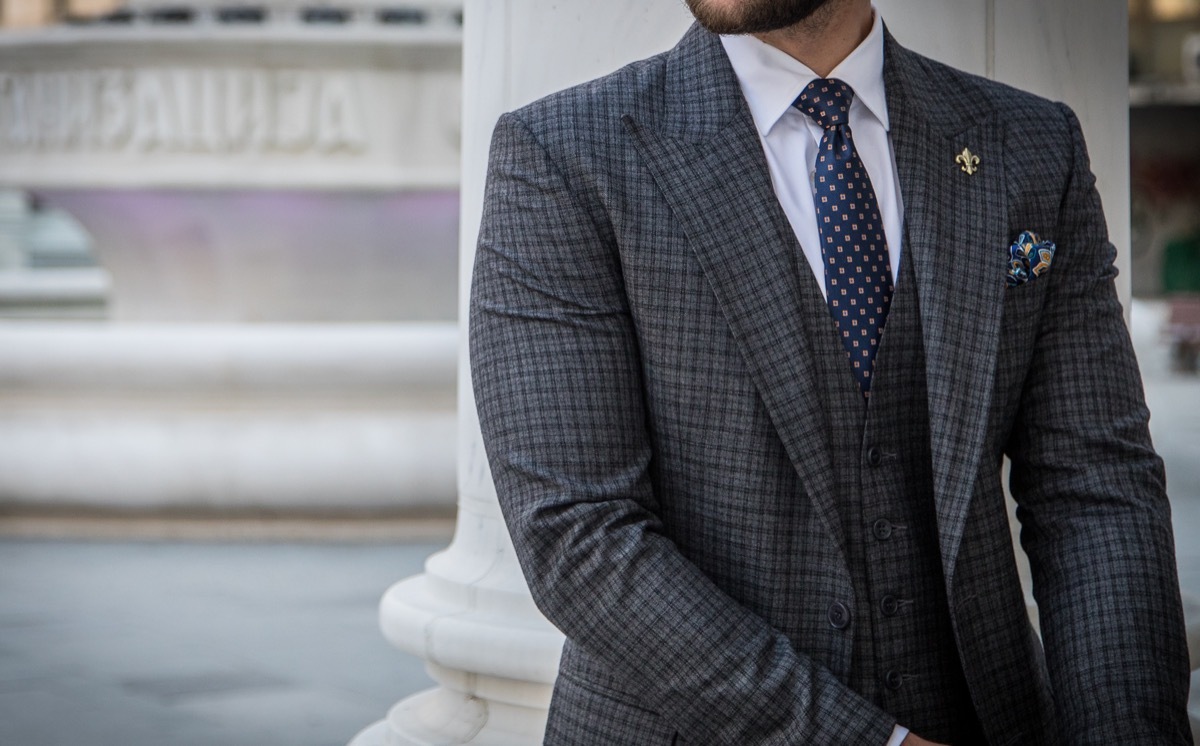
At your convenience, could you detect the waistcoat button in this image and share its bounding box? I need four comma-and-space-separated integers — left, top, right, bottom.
866, 446, 883, 466
880, 595, 899, 617
872, 519, 893, 540
827, 602, 850, 630
884, 670, 903, 691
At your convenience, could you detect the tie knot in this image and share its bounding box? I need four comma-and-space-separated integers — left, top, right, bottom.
794, 78, 854, 129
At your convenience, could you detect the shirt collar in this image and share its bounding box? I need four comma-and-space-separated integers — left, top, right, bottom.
720, 9, 889, 137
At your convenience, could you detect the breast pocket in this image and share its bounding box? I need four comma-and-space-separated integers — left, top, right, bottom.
1000, 277, 1049, 346
993, 276, 1052, 409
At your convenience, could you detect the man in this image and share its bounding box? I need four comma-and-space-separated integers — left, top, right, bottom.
469, 0, 1193, 743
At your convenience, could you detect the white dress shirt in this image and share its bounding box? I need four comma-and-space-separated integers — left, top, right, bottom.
721, 10, 903, 301
721, 12, 910, 746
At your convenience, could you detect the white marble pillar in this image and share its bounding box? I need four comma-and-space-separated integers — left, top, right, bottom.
349, 3, 691, 744
354, 1, 1138, 743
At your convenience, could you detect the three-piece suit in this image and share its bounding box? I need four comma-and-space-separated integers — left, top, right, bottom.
469, 21, 1192, 745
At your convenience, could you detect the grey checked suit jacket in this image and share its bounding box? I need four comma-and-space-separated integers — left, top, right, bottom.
470, 23, 1192, 745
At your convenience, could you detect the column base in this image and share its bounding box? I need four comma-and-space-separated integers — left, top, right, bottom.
348, 686, 549, 746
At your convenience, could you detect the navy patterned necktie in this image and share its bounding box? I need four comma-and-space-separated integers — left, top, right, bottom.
795, 78, 894, 397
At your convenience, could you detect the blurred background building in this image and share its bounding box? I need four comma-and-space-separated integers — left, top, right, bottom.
0, 0, 462, 515
1130, 0, 1200, 369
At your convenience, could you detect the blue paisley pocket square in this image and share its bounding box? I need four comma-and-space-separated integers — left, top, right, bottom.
1006, 230, 1056, 288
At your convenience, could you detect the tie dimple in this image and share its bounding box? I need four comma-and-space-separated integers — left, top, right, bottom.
795, 78, 894, 397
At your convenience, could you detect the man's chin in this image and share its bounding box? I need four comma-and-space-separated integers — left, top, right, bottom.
684, 0, 836, 35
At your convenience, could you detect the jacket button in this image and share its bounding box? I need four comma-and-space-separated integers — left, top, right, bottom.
884, 670, 903, 691
872, 519, 893, 540
880, 595, 899, 617
827, 602, 850, 630
866, 447, 883, 466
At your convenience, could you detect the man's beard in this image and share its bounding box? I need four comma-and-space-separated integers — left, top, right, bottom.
684, 0, 837, 35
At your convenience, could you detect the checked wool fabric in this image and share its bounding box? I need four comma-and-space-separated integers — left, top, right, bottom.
472, 23, 1192, 744
795, 78, 894, 395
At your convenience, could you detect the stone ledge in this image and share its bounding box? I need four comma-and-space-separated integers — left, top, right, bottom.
0, 506, 456, 542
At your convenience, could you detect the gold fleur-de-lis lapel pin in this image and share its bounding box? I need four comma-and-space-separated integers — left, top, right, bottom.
956, 147, 980, 175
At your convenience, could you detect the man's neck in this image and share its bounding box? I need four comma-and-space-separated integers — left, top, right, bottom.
752, 0, 873, 77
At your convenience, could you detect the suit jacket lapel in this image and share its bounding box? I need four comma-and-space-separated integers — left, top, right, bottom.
885, 34, 1008, 590
620, 26, 1011, 588
623, 25, 848, 563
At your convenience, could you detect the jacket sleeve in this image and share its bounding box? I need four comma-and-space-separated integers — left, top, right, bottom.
1005, 104, 1192, 743
469, 110, 898, 744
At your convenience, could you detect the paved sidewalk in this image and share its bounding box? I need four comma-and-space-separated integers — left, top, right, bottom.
0, 539, 447, 746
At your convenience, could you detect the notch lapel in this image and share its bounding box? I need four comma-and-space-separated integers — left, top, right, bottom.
885, 35, 1008, 590
623, 26, 848, 566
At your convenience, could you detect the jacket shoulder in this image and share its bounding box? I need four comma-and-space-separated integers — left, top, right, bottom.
504, 47, 670, 151
896, 44, 1069, 123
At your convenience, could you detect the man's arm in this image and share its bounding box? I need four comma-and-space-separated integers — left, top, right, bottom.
470, 110, 898, 744
1005, 104, 1192, 742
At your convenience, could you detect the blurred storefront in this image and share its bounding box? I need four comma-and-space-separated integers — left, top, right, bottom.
1130, 0, 1200, 370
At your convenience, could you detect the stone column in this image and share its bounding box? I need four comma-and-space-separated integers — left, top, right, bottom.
349, 2, 691, 744
352, 1, 1139, 743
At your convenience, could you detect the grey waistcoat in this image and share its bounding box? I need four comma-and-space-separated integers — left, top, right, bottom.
797, 243, 987, 744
